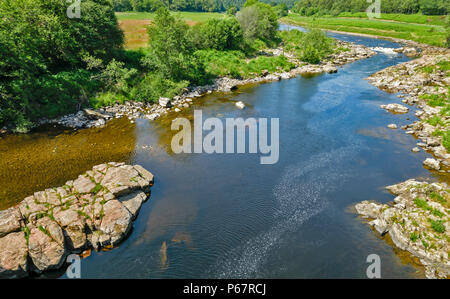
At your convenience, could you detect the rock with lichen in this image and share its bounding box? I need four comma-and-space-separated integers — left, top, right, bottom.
0, 163, 154, 278
356, 180, 449, 279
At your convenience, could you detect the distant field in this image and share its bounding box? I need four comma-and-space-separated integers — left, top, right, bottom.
281, 13, 448, 47
336, 12, 448, 26
116, 11, 225, 49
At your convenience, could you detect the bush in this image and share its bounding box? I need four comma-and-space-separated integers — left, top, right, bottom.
132, 74, 189, 103
430, 219, 446, 233
0, 0, 124, 129
236, 2, 279, 42
190, 18, 244, 51
90, 92, 128, 109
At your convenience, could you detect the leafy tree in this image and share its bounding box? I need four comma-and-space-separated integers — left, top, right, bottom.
274, 3, 289, 18
227, 5, 238, 14
0, 0, 124, 130
141, 7, 208, 84
190, 17, 244, 50
236, 1, 278, 41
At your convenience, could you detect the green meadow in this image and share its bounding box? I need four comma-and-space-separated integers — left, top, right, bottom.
281, 13, 448, 47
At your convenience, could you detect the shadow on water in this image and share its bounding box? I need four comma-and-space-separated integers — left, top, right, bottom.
0, 118, 136, 209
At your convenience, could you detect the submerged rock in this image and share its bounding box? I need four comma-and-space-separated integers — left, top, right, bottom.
235, 101, 246, 110
0, 163, 154, 278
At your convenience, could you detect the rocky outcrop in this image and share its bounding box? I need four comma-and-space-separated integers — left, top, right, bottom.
367, 49, 450, 172
356, 180, 449, 279
0, 162, 154, 278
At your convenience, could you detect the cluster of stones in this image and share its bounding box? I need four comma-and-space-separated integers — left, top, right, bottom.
28, 41, 375, 131
0, 162, 154, 278
355, 179, 449, 279
367, 48, 450, 171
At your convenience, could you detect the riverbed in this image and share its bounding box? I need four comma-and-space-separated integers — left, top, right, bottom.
1, 27, 448, 278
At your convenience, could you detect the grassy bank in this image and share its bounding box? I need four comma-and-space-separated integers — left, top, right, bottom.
334, 12, 447, 26
281, 13, 448, 47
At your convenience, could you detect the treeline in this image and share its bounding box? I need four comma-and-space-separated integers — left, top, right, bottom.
292, 0, 449, 16
112, 0, 296, 12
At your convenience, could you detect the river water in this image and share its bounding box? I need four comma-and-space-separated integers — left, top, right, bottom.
1, 26, 448, 278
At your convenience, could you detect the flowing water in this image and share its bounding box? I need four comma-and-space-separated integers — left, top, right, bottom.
1, 26, 448, 278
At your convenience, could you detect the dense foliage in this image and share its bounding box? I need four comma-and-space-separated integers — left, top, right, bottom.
0, 0, 125, 131
112, 0, 296, 12
292, 0, 449, 16
1, 0, 337, 131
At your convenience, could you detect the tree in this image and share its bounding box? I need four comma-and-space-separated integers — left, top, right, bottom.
0, 0, 124, 130
274, 3, 289, 17
191, 17, 244, 50
236, 1, 278, 41
142, 7, 205, 83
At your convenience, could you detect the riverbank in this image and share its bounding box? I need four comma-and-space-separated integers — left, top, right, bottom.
356, 41, 449, 278
5, 39, 375, 134
0, 163, 154, 278
356, 180, 449, 279
367, 47, 450, 171
281, 14, 449, 48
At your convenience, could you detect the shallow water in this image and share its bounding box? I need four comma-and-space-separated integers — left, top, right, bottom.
1, 27, 448, 278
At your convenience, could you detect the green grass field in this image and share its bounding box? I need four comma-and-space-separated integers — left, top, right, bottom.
116, 11, 225, 22
336, 12, 447, 26
116, 11, 225, 49
281, 13, 448, 47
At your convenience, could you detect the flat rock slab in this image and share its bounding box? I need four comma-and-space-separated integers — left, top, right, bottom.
0, 231, 28, 278
0, 163, 154, 278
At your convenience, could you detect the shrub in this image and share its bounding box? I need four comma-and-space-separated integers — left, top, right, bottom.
298, 29, 334, 64
236, 2, 278, 42
430, 219, 446, 233
410, 232, 419, 242
132, 74, 189, 103
190, 18, 244, 51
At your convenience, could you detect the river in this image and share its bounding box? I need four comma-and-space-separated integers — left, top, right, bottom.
1, 25, 447, 278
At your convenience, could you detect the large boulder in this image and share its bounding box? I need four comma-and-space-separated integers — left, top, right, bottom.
380, 103, 409, 114
423, 158, 440, 170
355, 201, 384, 219
0, 231, 28, 278
121, 191, 147, 219
101, 165, 143, 196
133, 165, 154, 185
83, 108, 109, 120
159, 97, 171, 108
28, 217, 66, 272
18, 195, 49, 219
73, 175, 97, 194
99, 200, 132, 245
0, 207, 22, 237
53, 208, 87, 251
